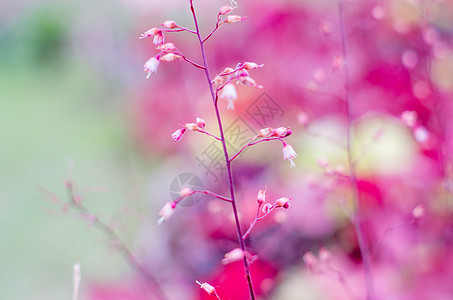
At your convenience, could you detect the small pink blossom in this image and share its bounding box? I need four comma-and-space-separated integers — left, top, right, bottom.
242, 62, 264, 70
158, 202, 176, 225
196, 117, 206, 129
139, 28, 161, 39
196, 281, 218, 297
184, 123, 200, 131
256, 189, 266, 204
162, 20, 177, 29
180, 187, 193, 197
222, 248, 244, 265
171, 128, 186, 141
157, 42, 177, 53
220, 83, 238, 110
257, 127, 272, 137
275, 197, 290, 209
153, 31, 165, 46
282, 144, 297, 167
160, 53, 181, 62
144, 57, 160, 78
225, 15, 245, 23
303, 252, 319, 272
262, 203, 273, 214
219, 5, 234, 15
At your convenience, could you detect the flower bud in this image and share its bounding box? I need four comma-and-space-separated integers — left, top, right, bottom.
139, 28, 161, 39
162, 20, 177, 29
195, 117, 206, 129
144, 57, 160, 78
158, 42, 177, 53
282, 144, 297, 168
185, 123, 200, 131
272, 127, 288, 137
196, 281, 218, 296
242, 62, 264, 70
160, 53, 181, 62
158, 202, 176, 225
171, 128, 186, 141
257, 127, 272, 137
256, 189, 266, 205
275, 197, 290, 209
180, 187, 193, 197
225, 15, 244, 23
212, 76, 224, 89
219, 5, 233, 15
221, 67, 235, 76
222, 248, 244, 264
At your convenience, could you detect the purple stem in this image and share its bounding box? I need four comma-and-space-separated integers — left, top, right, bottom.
173, 189, 232, 204
189, 1, 256, 299
338, 1, 375, 300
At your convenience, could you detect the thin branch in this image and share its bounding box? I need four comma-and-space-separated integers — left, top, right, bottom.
161, 26, 197, 34
65, 180, 168, 300
202, 14, 224, 43
173, 189, 232, 204
197, 129, 222, 141
229, 137, 285, 162
338, 1, 374, 299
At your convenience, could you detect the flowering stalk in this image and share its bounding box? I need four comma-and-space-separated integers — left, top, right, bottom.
338, 1, 374, 299
188, 1, 256, 298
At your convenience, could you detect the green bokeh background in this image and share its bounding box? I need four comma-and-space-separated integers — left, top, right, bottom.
0, 1, 154, 298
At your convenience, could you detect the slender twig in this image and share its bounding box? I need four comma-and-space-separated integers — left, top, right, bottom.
242, 204, 276, 240
229, 136, 284, 162
65, 180, 168, 300
173, 189, 232, 204
338, 1, 374, 300
197, 129, 222, 141
161, 26, 197, 34
189, 1, 256, 299
202, 15, 224, 43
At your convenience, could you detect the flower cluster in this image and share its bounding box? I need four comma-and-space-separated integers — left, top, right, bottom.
213, 62, 264, 110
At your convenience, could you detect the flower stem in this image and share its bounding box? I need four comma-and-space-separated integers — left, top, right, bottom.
338, 1, 374, 299
189, 1, 256, 299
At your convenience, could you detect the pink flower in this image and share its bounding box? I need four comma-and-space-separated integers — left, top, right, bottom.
222, 248, 244, 265
171, 128, 186, 141
225, 15, 244, 23
139, 28, 161, 39
196, 281, 218, 296
282, 143, 297, 167
158, 202, 176, 225
162, 20, 177, 29
196, 117, 206, 129
220, 83, 238, 110
275, 197, 290, 209
144, 57, 160, 78
242, 62, 264, 70
219, 5, 234, 15
256, 189, 266, 204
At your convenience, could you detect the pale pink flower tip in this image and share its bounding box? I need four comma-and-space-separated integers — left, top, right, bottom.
220, 83, 238, 110
195, 117, 206, 129
185, 123, 200, 131
139, 28, 161, 39
256, 189, 266, 205
222, 248, 244, 265
257, 127, 272, 137
242, 62, 264, 70
158, 202, 176, 225
158, 42, 177, 53
275, 197, 290, 209
180, 187, 193, 197
225, 15, 244, 24
219, 5, 233, 15
162, 20, 177, 29
144, 57, 160, 79
196, 281, 218, 296
282, 144, 297, 167
171, 128, 186, 141
160, 53, 181, 62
